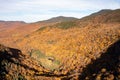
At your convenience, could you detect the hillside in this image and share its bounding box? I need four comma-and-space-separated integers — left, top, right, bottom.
0, 44, 56, 80
16, 9, 120, 79
0, 9, 120, 80
37, 16, 78, 23
0, 21, 26, 32
1, 39, 120, 80
79, 9, 120, 23
35, 9, 120, 30
0, 16, 77, 47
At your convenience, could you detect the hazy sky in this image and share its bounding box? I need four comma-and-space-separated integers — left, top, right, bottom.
0, 0, 120, 22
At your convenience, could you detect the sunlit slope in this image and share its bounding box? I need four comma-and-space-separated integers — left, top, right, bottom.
17, 9, 120, 79
0, 17, 77, 48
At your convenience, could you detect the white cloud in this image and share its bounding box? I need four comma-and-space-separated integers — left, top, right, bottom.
0, 12, 90, 23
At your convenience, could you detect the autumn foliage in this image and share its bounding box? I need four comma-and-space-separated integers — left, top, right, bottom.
0, 9, 120, 80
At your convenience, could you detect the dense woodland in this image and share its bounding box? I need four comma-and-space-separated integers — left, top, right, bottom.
0, 9, 120, 80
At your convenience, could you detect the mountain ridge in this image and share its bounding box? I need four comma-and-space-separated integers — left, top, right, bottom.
36, 16, 78, 23
79, 9, 120, 23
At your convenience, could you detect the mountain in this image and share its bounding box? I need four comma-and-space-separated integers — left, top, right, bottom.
80, 9, 120, 23
0, 21, 26, 29
0, 16, 78, 47
37, 16, 78, 23
35, 9, 120, 30
15, 9, 120, 79
0, 21, 26, 40
0, 9, 120, 80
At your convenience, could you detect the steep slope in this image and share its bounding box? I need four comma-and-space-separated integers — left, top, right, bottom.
79, 9, 120, 23
0, 44, 61, 80
16, 9, 120, 79
1, 29, 120, 80
79, 39, 120, 80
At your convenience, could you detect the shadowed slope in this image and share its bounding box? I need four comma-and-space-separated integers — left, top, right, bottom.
79, 39, 120, 80
0, 44, 55, 80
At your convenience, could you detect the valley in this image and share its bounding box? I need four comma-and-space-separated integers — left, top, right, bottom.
0, 9, 120, 80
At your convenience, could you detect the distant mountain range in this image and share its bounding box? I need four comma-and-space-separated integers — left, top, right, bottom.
0, 9, 120, 42
0, 9, 120, 24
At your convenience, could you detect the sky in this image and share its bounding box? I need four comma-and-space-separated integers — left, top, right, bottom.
0, 0, 120, 23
